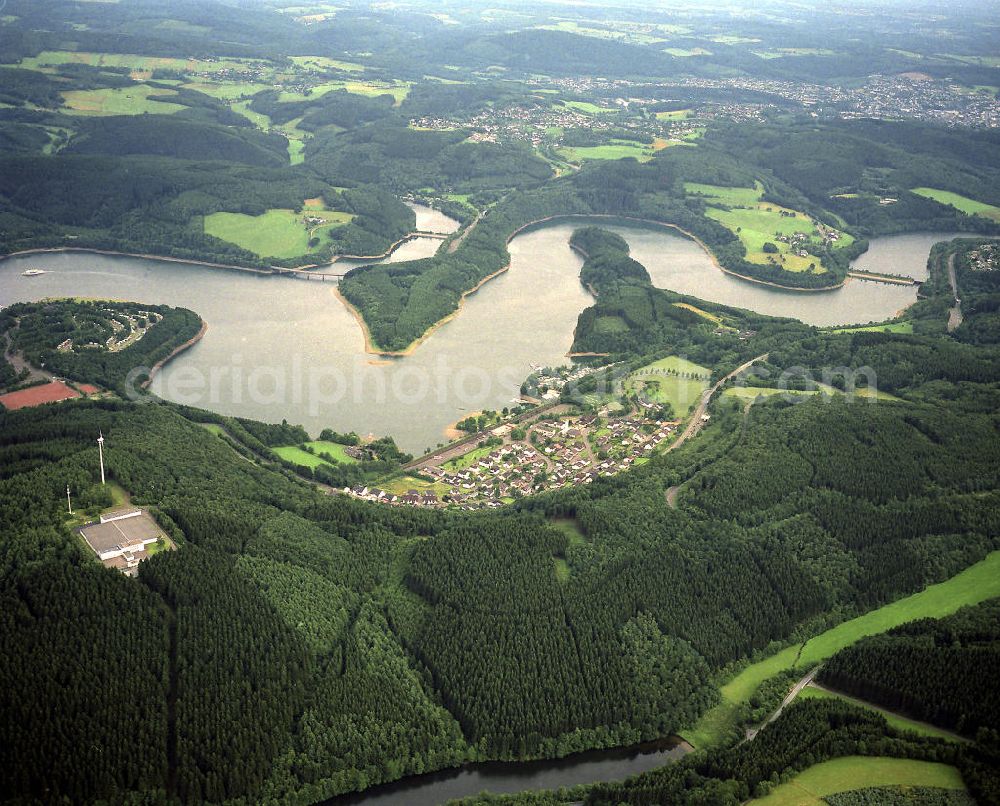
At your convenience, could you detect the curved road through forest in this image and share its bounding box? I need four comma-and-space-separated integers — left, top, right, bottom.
666, 352, 770, 454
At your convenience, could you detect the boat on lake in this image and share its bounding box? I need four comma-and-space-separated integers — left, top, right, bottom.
22, 269, 47, 277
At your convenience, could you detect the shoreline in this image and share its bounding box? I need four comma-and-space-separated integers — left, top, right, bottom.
0, 231, 437, 276
334, 264, 512, 357
141, 320, 208, 390
345, 212, 847, 357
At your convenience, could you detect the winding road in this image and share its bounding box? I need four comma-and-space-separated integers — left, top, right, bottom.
666, 352, 770, 454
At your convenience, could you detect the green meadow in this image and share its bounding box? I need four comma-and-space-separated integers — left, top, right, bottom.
912, 187, 1000, 222
60, 86, 185, 115
750, 757, 965, 806
563, 100, 617, 115
204, 207, 353, 259
686, 181, 852, 272
303, 441, 359, 464
683, 550, 1000, 749
277, 80, 410, 104
625, 356, 710, 417
558, 140, 655, 164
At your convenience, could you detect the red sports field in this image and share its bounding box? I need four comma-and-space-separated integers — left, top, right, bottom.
0, 380, 81, 410
77, 383, 101, 395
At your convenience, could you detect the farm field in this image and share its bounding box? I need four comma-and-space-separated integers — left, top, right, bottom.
19, 50, 261, 75
277, 79, 410, 104
558, 140, 655, 163
181, 81, 270, 100
625, 356, 710, 416
203, 207, 352, 259
911, 187, 1000, 222
289, 55, 365, 73
749, 757, 965, 806
663, 47, 712, 57
797, 687, 962, 742
686, 182, 852, 272
682, 550, 1000, 748
60, 86, 185, 116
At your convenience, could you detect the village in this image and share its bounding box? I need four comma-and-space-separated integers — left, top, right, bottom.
346, 406, 682, 509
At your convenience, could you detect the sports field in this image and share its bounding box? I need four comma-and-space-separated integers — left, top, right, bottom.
750, 757, 964, 806
0, 380, 80, 410
682, 550, 1000, 748
61, 85, 185, 116
563, 100, 617, 115
204, 207, 352, 259
911, 188, 1000, 222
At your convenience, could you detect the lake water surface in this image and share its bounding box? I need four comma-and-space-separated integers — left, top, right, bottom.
0, 218, 958, 453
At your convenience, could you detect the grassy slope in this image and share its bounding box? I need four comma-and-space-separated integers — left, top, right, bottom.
912, 188, 1000, 222
60, 85, 185, 115
750, 757, 965, 806
203, 208, 352, 259
685, 182, 853, 272
626, 356, 710, 416
682, 550, 1000, 748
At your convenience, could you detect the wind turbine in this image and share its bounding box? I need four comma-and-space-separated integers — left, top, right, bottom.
97, 432, 105, 485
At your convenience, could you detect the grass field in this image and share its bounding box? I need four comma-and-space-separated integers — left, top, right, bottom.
20, 50, 260, 75
563, 100, 617, 115
655, 109, 692, 121
277, 79, 410, 104
911, 188, 1000, 222
303, 441, 359, 464
378, 475, 451, 497
797, 687, 962, 742
61, 85, 185, 115
682, 550, 1000, 749
830, 321, 914, 334
750, 757, 965, 806
626, 356, 710, 416
273, 446, 330, 469
289, 55, 364, 73
686, 181, 851, 273
204, 207, 352, 259
673, 302, 723, 324
182, 81, 270, 100
442, 444, 494, 472
558, 140, 655, 164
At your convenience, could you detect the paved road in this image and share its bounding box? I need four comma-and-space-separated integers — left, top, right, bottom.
666, 352, 769, 454
3, 330, 53, 384
743, 665, 822, 744
946, 253, 963, 333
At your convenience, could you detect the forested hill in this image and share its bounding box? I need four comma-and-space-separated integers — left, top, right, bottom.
2, 282, 1000, 802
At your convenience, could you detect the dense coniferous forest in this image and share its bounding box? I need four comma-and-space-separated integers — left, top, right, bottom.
819, 599, 1000, 738
3, 1, 1000, 803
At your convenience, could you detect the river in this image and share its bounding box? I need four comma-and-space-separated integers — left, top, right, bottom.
0, 216, 959, 454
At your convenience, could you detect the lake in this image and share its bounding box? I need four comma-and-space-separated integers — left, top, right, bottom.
0, 218, 957, 453
323, 737, 690, 806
